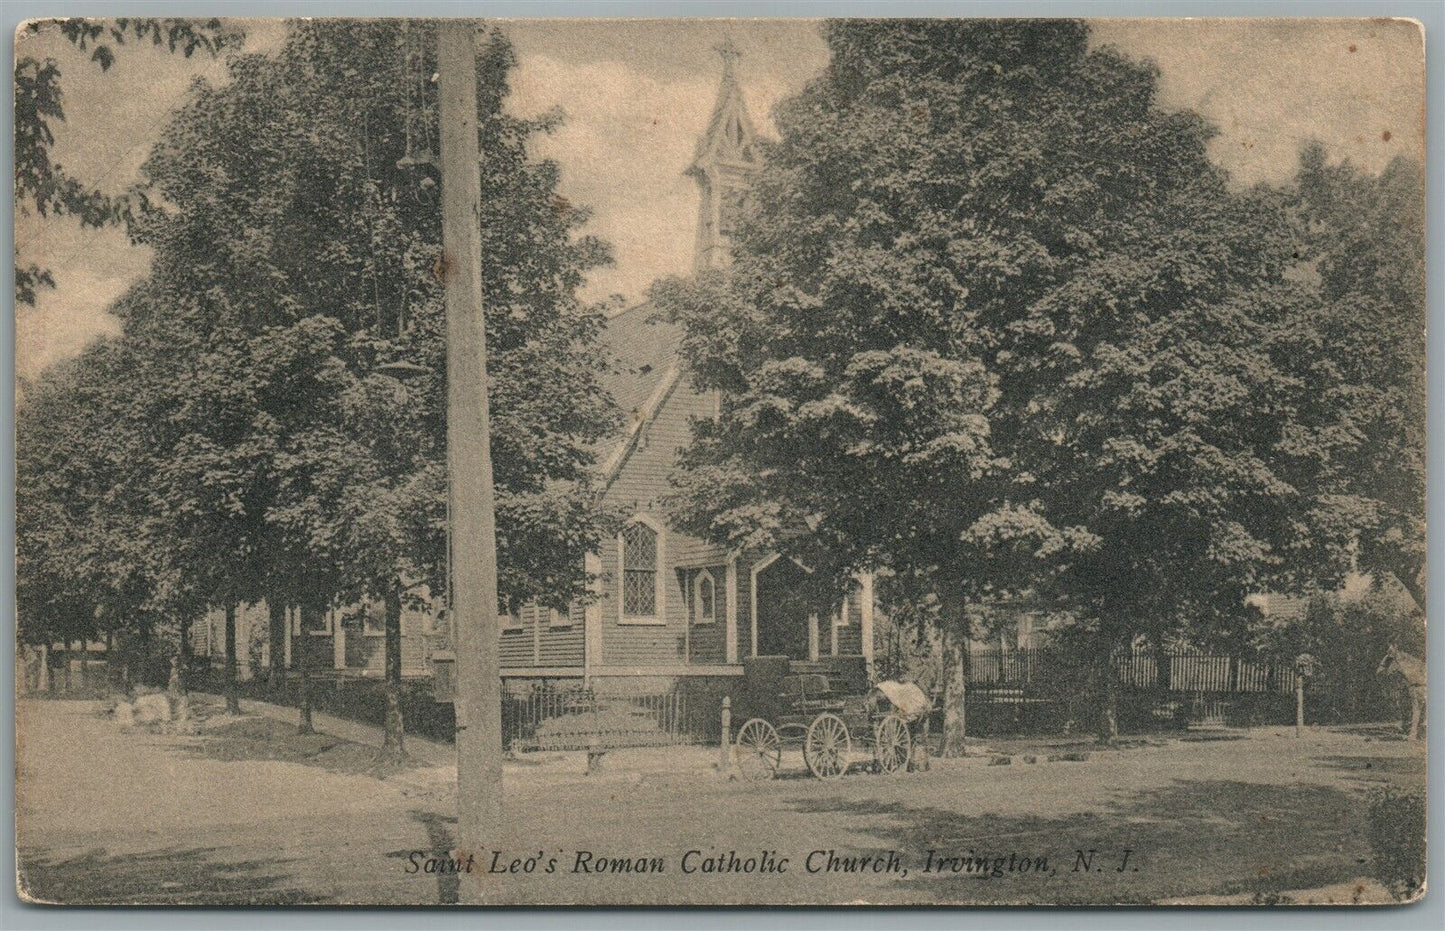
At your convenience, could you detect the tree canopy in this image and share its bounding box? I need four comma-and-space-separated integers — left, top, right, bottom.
15, 21, 621, 695
653, 19, 1419, 741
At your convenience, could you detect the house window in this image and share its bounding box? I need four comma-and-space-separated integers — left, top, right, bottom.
361, 602, 385, 638
694, 570, 716, 625
621, 521, 659, 619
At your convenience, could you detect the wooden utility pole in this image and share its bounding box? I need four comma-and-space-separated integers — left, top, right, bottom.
438, 20, 503, 903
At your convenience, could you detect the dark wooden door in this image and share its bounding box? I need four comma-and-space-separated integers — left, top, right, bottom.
755, 558, 813, 660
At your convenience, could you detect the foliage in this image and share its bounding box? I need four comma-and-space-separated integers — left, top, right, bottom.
15, 325, 169, 647
121, 19, 619, 613
15, 22, 619, 667
1285, 146, 1426, 610
1366, 786, 1425, 900
1250, 592, 1424, 724
15, 18, 243, 304
653, 20, 1361, 741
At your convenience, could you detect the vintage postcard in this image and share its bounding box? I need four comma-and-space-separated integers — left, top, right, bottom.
14, 16, 1426, 906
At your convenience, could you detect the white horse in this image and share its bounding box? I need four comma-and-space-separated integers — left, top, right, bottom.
1376, 644, 1427, 740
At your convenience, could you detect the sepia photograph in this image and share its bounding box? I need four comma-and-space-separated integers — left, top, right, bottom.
11, 14, 1429, 907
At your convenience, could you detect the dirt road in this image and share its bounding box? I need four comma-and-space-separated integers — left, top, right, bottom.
16, 699, 1423, 905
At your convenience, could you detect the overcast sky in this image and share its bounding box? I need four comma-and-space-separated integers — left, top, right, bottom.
14, 17, 1424, 380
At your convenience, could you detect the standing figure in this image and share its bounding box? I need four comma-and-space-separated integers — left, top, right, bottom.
1376, 645, 1427, 740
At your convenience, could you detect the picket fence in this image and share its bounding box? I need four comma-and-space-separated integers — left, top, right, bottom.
965, 646, 1295, 695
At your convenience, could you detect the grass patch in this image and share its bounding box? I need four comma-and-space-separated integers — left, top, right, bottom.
176, 714, 420, 778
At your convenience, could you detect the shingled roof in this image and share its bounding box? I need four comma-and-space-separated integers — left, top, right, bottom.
595, 302, 685, 483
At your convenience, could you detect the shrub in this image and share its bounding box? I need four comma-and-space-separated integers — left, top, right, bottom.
1366, 786, 1426, 900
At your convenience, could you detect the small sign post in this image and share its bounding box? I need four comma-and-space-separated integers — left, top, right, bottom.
1293, 653, 1317, 738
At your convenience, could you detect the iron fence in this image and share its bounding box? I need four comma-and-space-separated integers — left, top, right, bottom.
502, 685, 698, 752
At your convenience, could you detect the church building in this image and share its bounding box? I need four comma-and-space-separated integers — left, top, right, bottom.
494, 40, 877, 694
196, 42, 878, 696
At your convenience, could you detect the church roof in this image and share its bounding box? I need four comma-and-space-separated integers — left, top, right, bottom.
592, 36, 750, 485
599, 302, 682, 417
595, 302, 684, 483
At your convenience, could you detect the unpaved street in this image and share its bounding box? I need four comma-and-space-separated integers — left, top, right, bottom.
16, 699, 1423, 905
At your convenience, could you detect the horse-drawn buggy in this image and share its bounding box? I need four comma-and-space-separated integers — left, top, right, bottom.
730, 656, 932, 780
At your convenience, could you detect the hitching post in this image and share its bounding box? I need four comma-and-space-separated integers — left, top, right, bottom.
1293, 653, 1315, 738
719, 696, 732, 771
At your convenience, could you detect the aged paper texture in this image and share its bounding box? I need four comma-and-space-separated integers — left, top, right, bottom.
14, 17, 1426, 906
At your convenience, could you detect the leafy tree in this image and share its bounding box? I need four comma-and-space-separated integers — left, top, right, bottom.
656, 19, 1352, 746
1284, 147, 1426, 611
123, 20, 618, 748
1250, 592, 1423, 725
14, 297, 195, 690
15, 18, 242, 304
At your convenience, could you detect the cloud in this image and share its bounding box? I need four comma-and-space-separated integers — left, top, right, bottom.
1092, 18, 1424, 186
15, 224, 137, 381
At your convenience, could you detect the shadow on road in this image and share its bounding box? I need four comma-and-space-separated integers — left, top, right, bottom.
1310, 753, 1424, 782
785, 778, 1377, 904
381, 810, 462, 905
20, 844, 315, 905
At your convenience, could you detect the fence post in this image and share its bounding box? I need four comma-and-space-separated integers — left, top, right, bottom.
718, 696, 732, 771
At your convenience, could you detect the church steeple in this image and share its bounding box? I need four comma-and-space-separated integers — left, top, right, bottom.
687, 36, 760, 272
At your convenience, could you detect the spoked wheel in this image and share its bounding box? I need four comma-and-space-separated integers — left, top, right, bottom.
804, 712, 851, 779
733, 718, 781, 780
873, 714, 912, 775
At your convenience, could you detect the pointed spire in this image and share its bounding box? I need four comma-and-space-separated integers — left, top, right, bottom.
693, 34, 758, 165
688, 32, 760, 273
715, 34, 742, 81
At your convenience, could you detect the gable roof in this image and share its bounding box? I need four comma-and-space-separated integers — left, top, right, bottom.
599, 302, 682, 416
596, 302, 685, 484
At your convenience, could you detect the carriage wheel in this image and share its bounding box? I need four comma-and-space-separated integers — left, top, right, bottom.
733, 718, 781, 780
873, 714, 912, 775
804, 712, 851, 779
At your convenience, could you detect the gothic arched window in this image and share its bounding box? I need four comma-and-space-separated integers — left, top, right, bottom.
694, 570, 716, 625
621, 521, 659, 618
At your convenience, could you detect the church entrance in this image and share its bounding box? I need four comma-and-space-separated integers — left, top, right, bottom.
754, 557, 816, 661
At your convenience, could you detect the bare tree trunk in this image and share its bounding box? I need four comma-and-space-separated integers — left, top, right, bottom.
296, 602, 316, 734
105, 629, 116, 689
296, 665, 314, 734
169, 619, 189, 697
268, 599, 288, 695
1097, 637, 1120, 744
382, 583, 406, 759
938, 596, 970, 757
224, 603, 241, 715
